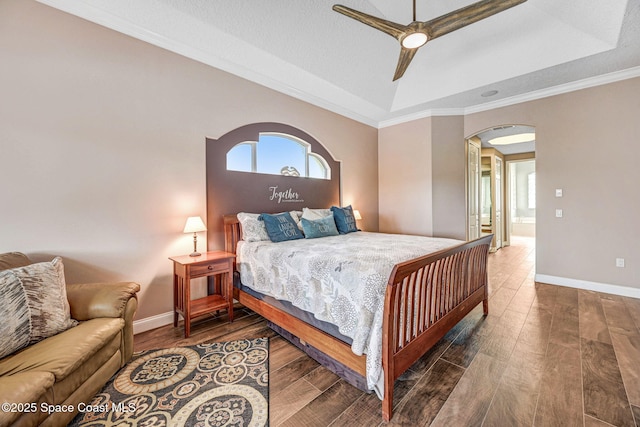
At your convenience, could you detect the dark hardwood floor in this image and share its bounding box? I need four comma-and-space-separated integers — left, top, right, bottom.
135, 236, 640, 426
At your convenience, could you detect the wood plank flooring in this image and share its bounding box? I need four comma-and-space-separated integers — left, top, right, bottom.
134, 236, 640, 426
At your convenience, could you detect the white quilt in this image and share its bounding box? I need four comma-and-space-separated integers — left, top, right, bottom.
237, 231, 461, 398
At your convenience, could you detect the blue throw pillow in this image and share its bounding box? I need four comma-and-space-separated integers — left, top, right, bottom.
301, 215, 339, 239
259, 213, 304, 243
330, 205, 360, 234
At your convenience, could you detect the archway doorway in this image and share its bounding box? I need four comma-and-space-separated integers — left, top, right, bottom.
466, 125, 535, 251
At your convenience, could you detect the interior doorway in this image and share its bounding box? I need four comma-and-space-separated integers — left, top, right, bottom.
466, 125, 535, 251
507, 158, 536, 239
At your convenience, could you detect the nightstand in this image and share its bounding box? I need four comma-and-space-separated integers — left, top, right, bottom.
169, 251, 236, 337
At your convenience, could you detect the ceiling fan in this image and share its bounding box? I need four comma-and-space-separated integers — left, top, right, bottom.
333, 0, 527, 81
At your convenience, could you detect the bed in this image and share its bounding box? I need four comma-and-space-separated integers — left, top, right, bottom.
224, 213, 492, 421
206, 122, 492, 421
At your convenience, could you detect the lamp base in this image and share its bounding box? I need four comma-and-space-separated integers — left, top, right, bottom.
189, 251, 201, 257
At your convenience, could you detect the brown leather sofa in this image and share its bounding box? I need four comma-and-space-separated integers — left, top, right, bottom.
0, 252, 140, 426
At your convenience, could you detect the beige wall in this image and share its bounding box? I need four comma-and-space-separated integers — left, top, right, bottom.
466, 78, 640, 291
431, 115, 466, 240
0, 0, 379, 321
378, 118, 433, 235
379, 78, 640, 293
378, 115, 466, 240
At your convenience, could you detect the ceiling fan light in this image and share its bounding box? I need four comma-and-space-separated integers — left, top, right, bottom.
401, 32, 428, 49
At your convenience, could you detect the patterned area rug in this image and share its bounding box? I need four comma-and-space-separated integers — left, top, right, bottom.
69, 338, 269, 427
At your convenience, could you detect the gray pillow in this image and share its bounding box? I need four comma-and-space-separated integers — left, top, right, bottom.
0, 270, 31, 358
3, 257, 78, 348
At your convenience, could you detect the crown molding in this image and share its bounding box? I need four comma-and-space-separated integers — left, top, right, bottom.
377, 108, 466, 128
33, 1, 640, 131
463, 66, 640, 116
379, 66, 640, 128
35, 0, 383, 128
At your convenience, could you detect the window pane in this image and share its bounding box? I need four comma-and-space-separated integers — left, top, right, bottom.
227, 143, 253, 172
528, 172, 536, 209
309, 154, 328, 179
225, 132, 330, 180
256, 135, 306, 176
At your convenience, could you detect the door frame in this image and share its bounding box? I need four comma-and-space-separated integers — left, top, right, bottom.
505, 154, 537, 244
465, 137, 481, 241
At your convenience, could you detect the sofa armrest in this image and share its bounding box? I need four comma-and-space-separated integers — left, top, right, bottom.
66, 282, 140, 321
66, 282, 140, 365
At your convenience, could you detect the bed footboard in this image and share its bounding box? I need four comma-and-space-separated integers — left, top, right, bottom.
224, 214, 492, 422
381, 234, 493, 421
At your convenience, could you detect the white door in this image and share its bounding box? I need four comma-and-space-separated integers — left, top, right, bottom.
495, 156, 503, 248
467, 139, 481, 240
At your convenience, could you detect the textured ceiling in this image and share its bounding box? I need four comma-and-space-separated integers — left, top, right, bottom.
37, 0, 640, 127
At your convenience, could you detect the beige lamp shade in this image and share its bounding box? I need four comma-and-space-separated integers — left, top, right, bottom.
353, 210, 362, 221
183, 216, 207, 257
183, 216, 207, 233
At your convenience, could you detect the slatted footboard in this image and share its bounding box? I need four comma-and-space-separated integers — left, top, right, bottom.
223, 214, 492, 421
381, 234, 492, 420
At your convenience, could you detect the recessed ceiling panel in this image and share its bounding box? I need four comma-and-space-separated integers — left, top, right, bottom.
391, 0, 627, 111
36, 0, 638, 126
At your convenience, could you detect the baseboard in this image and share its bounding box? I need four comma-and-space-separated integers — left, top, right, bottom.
134, 277, 639, 334
535, 274, 640, 299
133, 311, 174, 335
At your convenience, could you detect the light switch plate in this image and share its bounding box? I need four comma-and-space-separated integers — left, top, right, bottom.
555, 209, 563, 218
556, 189, 563, 197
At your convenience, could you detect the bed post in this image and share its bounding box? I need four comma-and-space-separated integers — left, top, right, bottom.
482, 250, 490, 316
483, 283, 490, 315
382, 287, 395, 422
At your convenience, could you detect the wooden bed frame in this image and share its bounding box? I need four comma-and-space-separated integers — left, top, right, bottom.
223, 214, 492, 421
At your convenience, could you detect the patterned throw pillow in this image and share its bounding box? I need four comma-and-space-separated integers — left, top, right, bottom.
331, 205, 360, 234
0, 270, 31, 358
301, 215, 339, 239
259, 212, 305, 243
6, 257, 78, 346
237, 212, 271, 242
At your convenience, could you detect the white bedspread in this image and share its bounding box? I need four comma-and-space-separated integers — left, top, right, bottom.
237, 231, 461, 397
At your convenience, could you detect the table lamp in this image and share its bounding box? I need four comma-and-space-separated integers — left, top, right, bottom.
183, 216, 207, 257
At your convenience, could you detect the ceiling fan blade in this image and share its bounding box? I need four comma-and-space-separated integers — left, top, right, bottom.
425, 0, 526, 40
333, 4, 407, 40
393, 46, 419, 81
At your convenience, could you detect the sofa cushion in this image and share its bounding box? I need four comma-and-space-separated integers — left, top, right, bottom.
0, 371, 55, 426
7, 257, 78, 345
52, 330, 122, 405
0, 252, 32, 271
0, 270, 32, 358
0, 317, 124, 380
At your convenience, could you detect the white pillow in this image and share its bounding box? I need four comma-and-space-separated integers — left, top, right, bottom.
237, 212, 270, 242
289, 210, 303, 231
301, 208, 333, 221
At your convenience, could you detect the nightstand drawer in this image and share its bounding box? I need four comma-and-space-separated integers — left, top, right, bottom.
190, 261, 230, 277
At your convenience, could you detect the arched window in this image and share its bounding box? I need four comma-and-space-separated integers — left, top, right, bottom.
226, 132, 330, 180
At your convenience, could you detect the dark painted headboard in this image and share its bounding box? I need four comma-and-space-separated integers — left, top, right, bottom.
206, 122, 341, 250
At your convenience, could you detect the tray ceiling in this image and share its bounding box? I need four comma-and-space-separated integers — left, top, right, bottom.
36, 0, 639, 127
